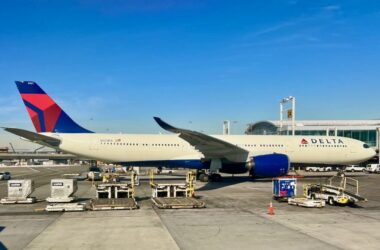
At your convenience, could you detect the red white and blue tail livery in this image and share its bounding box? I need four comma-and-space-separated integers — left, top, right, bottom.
15, 81, 92, 133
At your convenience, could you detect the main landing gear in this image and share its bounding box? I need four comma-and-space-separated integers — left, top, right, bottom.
197, 159, 223, 182
197, 171, 222, 182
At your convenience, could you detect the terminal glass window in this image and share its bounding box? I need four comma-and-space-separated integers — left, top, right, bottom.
295, 130, 326, 136
360, 130, 369, 143
368, 130, 377, 147
352, 131, 360, 140
338, 130, 377, 147
305, 130, 326, 136
344, 131, 352, 138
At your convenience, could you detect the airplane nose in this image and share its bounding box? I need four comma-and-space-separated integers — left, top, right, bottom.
370, 148, 377, 158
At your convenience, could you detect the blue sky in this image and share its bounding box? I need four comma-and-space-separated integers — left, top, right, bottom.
1, 0, 380, 149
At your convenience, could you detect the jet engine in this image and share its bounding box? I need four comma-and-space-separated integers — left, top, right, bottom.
246, 153, 290, 178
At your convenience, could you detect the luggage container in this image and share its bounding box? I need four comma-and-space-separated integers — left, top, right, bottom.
46, 179, 78, 203
1, 179, 36, 204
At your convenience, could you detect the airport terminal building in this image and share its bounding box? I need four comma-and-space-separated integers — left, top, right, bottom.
246, 120, 380, 149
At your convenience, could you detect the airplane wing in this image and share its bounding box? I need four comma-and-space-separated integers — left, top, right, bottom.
154, 117, 249, 162
3, 128, 61, 147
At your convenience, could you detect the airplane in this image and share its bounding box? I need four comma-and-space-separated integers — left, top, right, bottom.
3, 81, 376, 182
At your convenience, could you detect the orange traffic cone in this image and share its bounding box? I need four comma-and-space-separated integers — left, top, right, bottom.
267, 201, 275, 215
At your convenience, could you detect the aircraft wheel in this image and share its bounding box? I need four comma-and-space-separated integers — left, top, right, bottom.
210, 174, 222, 182
328, 197, 335, 205
199, 173, 209, 182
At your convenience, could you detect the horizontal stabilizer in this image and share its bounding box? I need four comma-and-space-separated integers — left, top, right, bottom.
3, 128, 61, 147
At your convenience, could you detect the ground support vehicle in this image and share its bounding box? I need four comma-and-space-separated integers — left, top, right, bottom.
90, 198, 138, 211
272, 177, 297, 201
90, 171, 138, 210
304, 176, 366, 206
87, 166, 102, 181
156, 167, 175, 175
345, 165, 365, 172
305, 166, 332, 172
0, 172, 11, 180
45, 203, 86, 212
288, 198, 325, 208
366, 164, 380, 173
150, 170, 205, 209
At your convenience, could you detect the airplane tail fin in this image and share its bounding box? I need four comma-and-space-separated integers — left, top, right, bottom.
15, 81, 93, 133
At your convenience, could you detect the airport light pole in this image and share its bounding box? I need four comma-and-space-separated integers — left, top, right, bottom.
280, 96, 296, 136
223, 120, 230, 135
223, 120, 238, 135
292, 96, 296, 136
280, 103, 283, 134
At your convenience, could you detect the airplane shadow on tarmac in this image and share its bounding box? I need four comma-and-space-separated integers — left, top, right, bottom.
196, 176, 272, 191
0, 226, 8, 250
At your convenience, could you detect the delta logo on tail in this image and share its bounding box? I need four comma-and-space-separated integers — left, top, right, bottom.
15, 81, 92, 134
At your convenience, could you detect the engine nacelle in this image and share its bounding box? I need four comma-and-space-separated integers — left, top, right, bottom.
247, 153, 290, 178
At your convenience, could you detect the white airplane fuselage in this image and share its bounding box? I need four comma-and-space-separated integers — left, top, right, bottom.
46, 133, 375, 167
11, 81, 377, 178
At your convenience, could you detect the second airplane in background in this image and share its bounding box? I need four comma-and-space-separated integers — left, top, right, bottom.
4, 81, 376, 182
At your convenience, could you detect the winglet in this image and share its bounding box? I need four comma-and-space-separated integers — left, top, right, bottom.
153, 117, 179, 133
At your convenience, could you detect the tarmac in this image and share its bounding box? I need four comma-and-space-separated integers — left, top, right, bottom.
1, 166, 380, 250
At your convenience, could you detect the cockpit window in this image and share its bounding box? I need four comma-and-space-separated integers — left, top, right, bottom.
363, 144, 370, 149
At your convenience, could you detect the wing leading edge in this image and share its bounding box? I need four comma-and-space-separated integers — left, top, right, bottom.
154, 117, 249, 162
